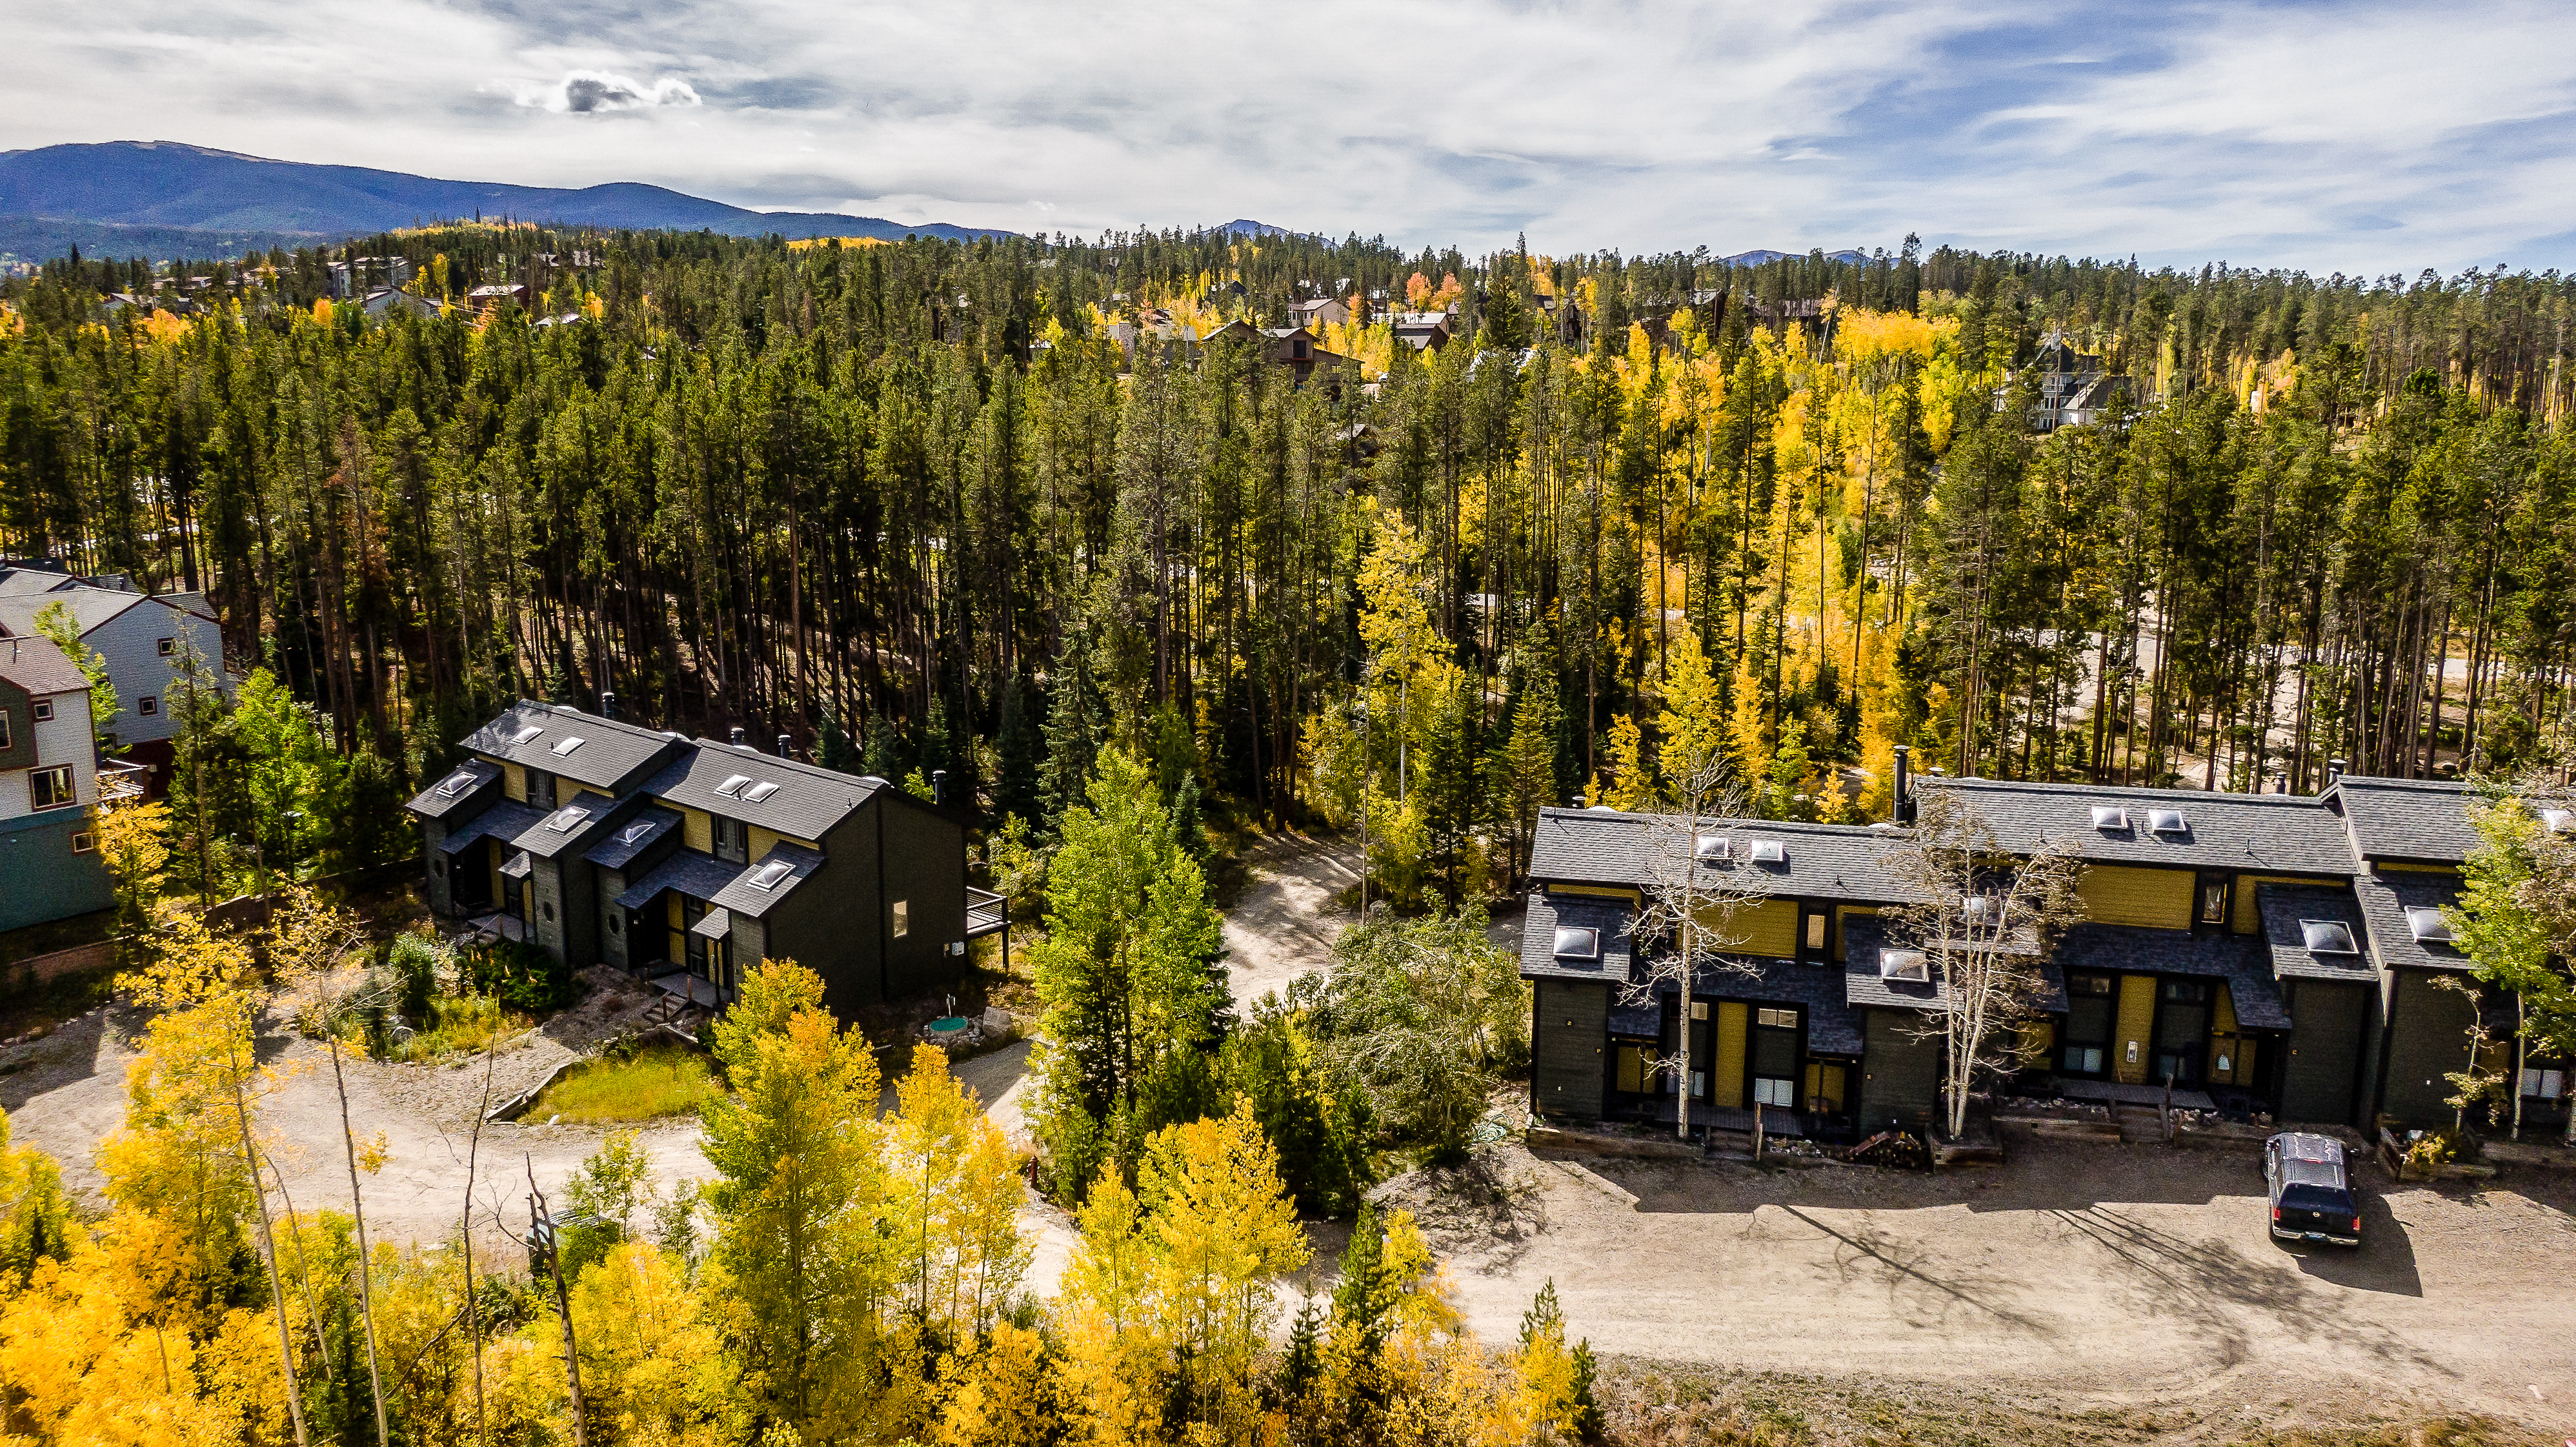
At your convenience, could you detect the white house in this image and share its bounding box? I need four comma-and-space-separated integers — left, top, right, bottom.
0, 563, 232, 791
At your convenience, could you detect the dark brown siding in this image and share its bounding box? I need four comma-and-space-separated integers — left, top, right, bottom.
2379, 969, 2478, 1128
2280, 978, 2366, 1126
1532, 979, 1607, 1121
1857, 1009, 1941, 1129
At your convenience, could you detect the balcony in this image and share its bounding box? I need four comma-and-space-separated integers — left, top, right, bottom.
966, 886, 1007, 938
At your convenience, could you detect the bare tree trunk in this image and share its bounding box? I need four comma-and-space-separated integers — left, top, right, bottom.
328, 1037, 390, 1447
230, 1038, 310, 1447
529, 1163, 589, 1447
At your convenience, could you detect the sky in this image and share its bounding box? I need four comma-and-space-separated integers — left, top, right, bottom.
9, 0, 2576, 274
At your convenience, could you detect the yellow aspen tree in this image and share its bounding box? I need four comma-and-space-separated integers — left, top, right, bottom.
935, 1321, 1056, 1447
1599, 714, 1654, 811
1056, 1170, 1164, 1447
1139, 1101, 1309, 1435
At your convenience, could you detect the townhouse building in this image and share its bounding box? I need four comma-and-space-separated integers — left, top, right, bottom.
0, 636, 114, 933
408, 701, 999, 1020
1523, 755, 2566, 1142
0, 562, 231, 793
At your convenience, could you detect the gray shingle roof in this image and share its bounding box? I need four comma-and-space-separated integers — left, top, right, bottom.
433, 800, 545, 856
461, 702, 683, 793
0, 635, 92, 696
709, 842, 826, 919
614, 849, 750, 911
508, 793, 632, 861
2352, 870, 2473, 974
647, 742, 883, 842
1840, 914, 2071, 1016
2328, 776, 2480, 865
1519, 891, 1635, 985
1643, 959, 1864, 1055
584, 806, 685, 871
2256, 884, 2379, 984
406, 758, 501, 820
0, 587, 146, 640
2053, 924, 2290, 1030
1527, 806, 1911, 903
1926, 778, 2356, 875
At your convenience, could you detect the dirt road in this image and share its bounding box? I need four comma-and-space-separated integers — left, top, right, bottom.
1222, 831, 1358, 1007
1376, 1129, 2576, 1432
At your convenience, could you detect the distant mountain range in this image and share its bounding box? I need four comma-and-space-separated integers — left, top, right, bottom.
1720, 248, 1872, 267
0, 141, 1018, 260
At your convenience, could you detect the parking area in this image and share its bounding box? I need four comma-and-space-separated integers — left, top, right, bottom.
1375, 1125, 2576, 1433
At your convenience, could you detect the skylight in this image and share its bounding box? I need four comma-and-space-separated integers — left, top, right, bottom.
1694, 835, 1730, 862
1747, 838, 1784, 864
2090, 804, 2129, 830
1880, 949, 1930, 982
511, 724, 545, 745
1962, 895, 1995, 921
713, 774, 752, 798
2148, 808, 2187, 834
2300, 920, 2357, 955
746, 860, 794, 891
2405, 906, 2455, 944
550, 735, 585, 756
543, 804, 590, 834
618, 822, 652, 845
436, 770, 476, 797
1551, 926, 1600, 960
2543, 807, 2576, 836
742, 780, 781, 803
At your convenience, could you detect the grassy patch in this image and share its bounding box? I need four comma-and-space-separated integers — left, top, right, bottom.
530, 1044, 723, 1124
396, 993, 531, 1062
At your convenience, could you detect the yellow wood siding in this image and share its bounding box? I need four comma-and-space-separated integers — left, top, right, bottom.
2375, 862, 2461, 875
683, 807, 713, 853
501, 762, 527, 802
749, 825, 818, 860
2229, 874, 2324, 933
2210, 984, 2253, 1086
1711, 1002, 1748, 1108
2114, 975, 2158, 1083
1802, 1062, 1847, 1112
1549, 884, 1641, 903
2080, 865, 2195, 929
1710, 900, 1798, 958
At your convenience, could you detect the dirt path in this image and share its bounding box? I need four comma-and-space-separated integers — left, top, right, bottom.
1222, 832, 1358, 1007
1372, 1129, 2576, 1433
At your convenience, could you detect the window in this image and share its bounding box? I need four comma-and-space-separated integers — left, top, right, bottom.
2522, 1068, 2565, 1100
1752, 1077, 1798, 1108
1756, 1007, 1799, 1029
157, 637, 176, 657
2199, 879, 2229, 926
712, 816, 748, 865
0, 709, 10, 751
511, 723, 545, 745
29, 700, 50, 722
2062, 972, 2115, 1076
2300, 920, 2357, 955
527, 772, 556, 811
1689, 1000, 1709, 1020
2064, 1046, 2106, 1074
437, 769, 477, 797
1551, 926, 1599, 959
543, 804, 590, 833
1878, 949, 1929, 982
137, 696, 157, 718
713, 774, 753, 798
432, 858, 445, 877
892, 899, 910, 938
70, 831, 96, 853
1803, 911, 1827, 953
541, 901, 556, 922
747, 860, 793, 891
549, 735, 585, 756
607, 914, 621, 935
2162, 978, 2209, 1004
2069, 973, 2113, 996
28, 765, 75, 810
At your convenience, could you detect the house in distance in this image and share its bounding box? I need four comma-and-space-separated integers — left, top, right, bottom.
407, 700, 998, 1020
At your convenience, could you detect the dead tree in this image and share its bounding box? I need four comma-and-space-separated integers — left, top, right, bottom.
1623, 751, 1771, 1140
1882, 789, 2086, 1141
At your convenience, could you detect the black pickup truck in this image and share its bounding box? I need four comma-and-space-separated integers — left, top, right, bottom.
2264, 1132, 2360, 1247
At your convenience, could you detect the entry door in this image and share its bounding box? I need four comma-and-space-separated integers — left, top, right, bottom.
2155, 980, 2211, 1088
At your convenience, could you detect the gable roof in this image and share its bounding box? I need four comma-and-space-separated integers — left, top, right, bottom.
1527, 805, 1910, 903
647, 740, 883, 840
2326, 776, 2480, 865
461, 701, 682, 793
1925, 778, 2356, 875
2351, 869, 2473, 974
0, 634, 91, 696
405, 757, 501, 820
2255, 883, 2379, 984
0, 586, 148, 640
1520, 890, 1635, 985
2053, 923, 2291, 1029
709, 841, 827, 919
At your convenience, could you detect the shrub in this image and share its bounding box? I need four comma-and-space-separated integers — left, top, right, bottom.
459, 938, 576, 1014
396, 993, 530, 1062
530, 1042, 724, 1124
386, 931, 444, 1018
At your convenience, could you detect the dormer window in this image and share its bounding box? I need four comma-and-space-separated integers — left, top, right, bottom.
550, 735, 585, 756
713, 774, 752, 798
1551, 926, 1600, 960
2300, 920, 2357, 955
743, 780, 781, 803
1880, 949, 1930, 982
1694, 835, 1730, 862
1747, 838, 1784, 864
2090, 805, 2129, 831
2404, 907, 2455, 944
2148, 808, 2187, 835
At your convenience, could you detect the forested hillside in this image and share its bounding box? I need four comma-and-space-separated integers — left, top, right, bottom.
6, 225, 2574, 896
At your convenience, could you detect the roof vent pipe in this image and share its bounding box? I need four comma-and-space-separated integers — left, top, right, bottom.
931, 769, 947, 806
2328, 757, 2347, 785
1893, 745, 1913, 825
1574, 792, 1587, 810
598, 690, 617, 721
777, 734, 793, 759
729, 727, 745, 747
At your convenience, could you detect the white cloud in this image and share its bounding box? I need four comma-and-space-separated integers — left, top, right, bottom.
3, 0, 2574, 272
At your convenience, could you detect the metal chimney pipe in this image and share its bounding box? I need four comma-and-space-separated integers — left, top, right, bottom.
729, 727, 745, 747
1893, 745, 1913, 825
777, 734, 793, 759
2328, 757, 2347, 785
598, 691, 617, 721
931, 769, 948, 806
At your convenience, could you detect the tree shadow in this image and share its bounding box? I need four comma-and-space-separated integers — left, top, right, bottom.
1775, 1204, 2055, 1337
